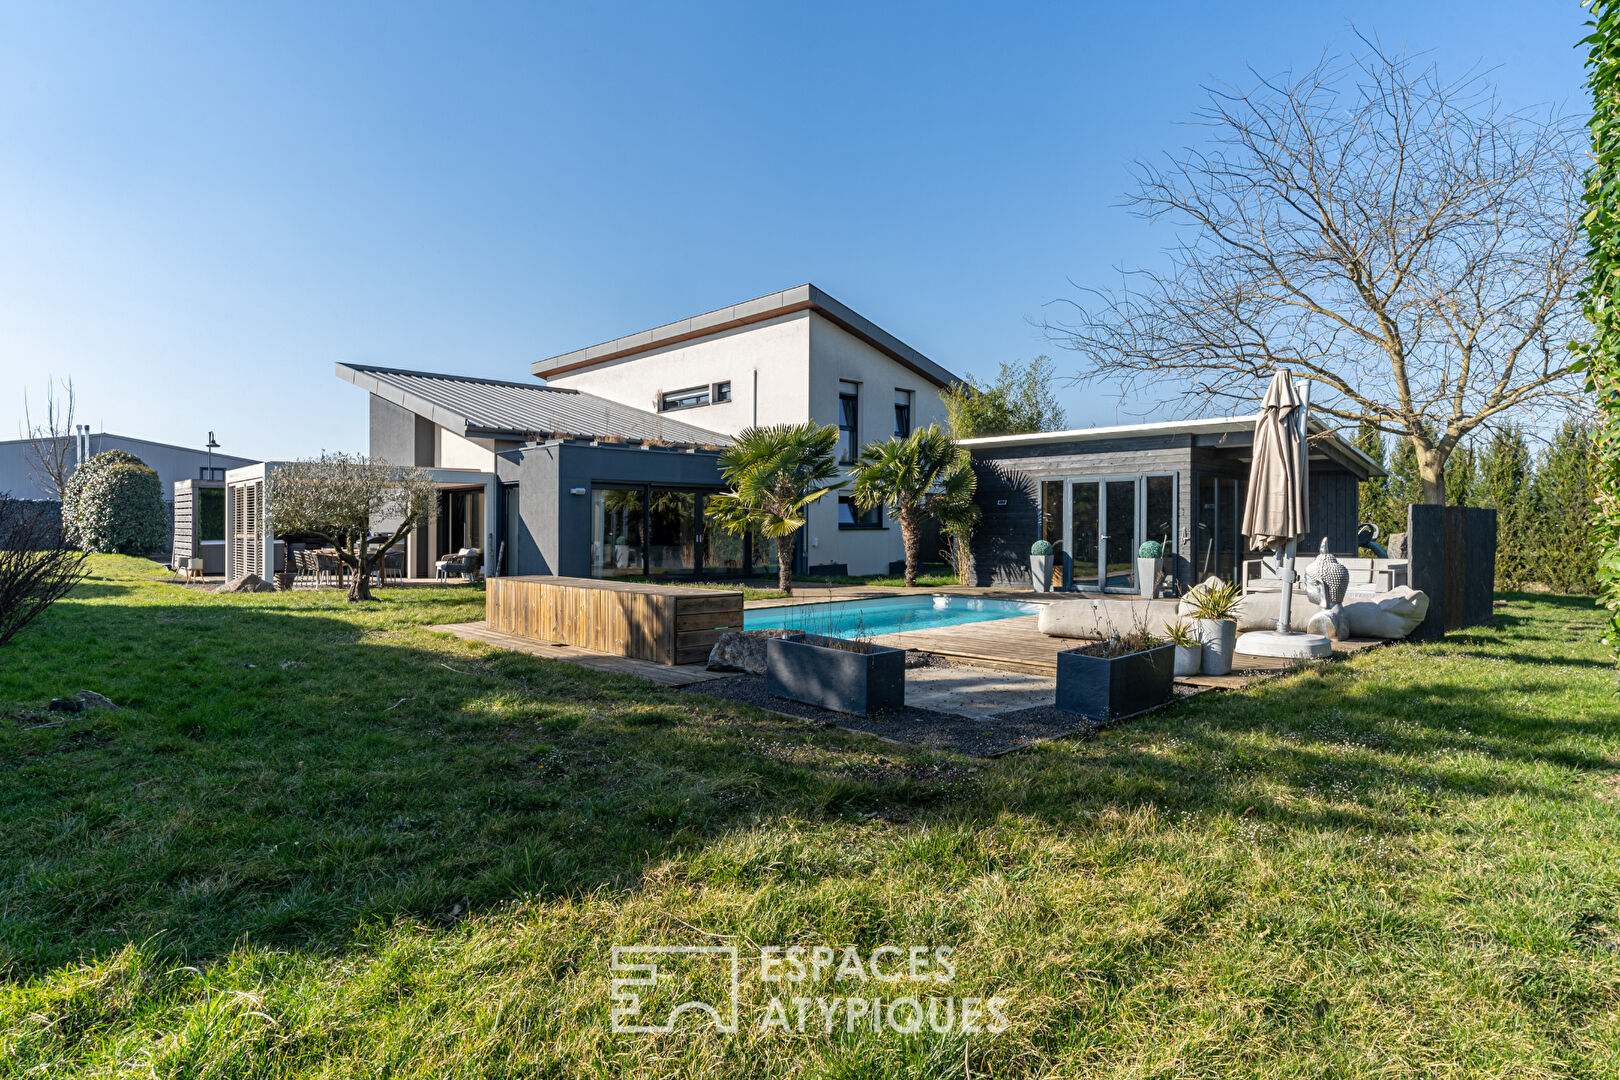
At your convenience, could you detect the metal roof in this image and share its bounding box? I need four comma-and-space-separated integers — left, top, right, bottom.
336, 363, 730, 446
961, 414, 1385, 479
531, 283, 961, 388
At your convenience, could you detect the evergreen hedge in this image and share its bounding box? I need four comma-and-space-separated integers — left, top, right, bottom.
61, 450, 168, 556
1581, 4, 1620, 653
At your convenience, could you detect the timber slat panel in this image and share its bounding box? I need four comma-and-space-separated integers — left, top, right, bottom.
486, 576, 743, 666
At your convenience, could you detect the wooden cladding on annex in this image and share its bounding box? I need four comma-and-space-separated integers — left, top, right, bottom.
486, 576, 744, 665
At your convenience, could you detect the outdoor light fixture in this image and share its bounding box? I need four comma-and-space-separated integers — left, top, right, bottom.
206, 431, 220, 475
570, 487, 587, 496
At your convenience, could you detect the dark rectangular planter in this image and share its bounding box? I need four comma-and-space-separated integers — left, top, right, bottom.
1055, 642, 1175, 720
766, 633, 905, 717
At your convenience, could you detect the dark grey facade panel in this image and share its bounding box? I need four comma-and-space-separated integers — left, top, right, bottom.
495, 441, 726, 579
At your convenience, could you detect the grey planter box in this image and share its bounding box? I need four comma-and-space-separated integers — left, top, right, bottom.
766, 633, 905, 717
1055, 642, 1176, 720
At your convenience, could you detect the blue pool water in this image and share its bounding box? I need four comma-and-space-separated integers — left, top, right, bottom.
743, 595, 1042, 637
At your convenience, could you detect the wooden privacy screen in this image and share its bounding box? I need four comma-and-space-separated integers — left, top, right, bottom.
486, 576, 745, 665
1407, 505, 1497, 639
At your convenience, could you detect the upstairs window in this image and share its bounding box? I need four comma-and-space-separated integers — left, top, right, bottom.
713, 381, 731, 403
894, 389, 913, 438
199, 467, 224, 481
838, 381, 860, 464
660, 385, 711, 411
838, 496, 882, 529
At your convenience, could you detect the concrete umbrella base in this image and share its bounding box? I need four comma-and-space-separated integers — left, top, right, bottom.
1235, 630, 1333, 659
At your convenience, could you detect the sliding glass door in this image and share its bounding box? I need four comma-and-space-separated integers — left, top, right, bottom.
1056, 473, 1178, 592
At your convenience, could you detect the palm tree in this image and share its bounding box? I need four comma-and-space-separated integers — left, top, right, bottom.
707, 423, 843, 595
849, 424, 977, 587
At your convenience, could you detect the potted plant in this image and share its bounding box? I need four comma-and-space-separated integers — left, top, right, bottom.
1136, 540, 1163, 598
1030, 540, 1055, 592
766, 633, 905, 717
1164, 619, 1202, 677
1055, 631, 1175, 720
1186, 580, 1243, 676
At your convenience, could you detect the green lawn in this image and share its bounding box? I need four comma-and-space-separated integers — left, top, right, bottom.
0, 556, 1617, 1076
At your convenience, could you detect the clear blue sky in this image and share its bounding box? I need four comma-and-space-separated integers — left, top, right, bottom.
0, 1, 1589, 460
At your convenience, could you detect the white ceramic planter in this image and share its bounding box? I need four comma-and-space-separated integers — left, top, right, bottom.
1197, 618, 1237, 676
1031, 554, 1054, 592
1137, 557, 1160, 598
1173, 642, 1201, 677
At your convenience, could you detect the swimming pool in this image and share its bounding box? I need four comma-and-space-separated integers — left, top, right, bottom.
743, 595, 1043, 637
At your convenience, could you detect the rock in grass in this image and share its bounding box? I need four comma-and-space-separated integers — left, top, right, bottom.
707, 629, 795, 674
75, 690, 118, 711
214, 575, 276, 594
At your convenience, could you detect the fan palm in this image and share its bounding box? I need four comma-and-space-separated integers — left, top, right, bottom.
849, 424, 977, 587
707, 423, 843, 595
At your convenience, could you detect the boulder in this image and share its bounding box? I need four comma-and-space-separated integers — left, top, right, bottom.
707, 629, 796, 674
215, 574, 276, 594
75, 690, 118, 711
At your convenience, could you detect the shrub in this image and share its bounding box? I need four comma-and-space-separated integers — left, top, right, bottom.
1138, 540, 1163, 559
1030, 540, 1053, 556
62, 450, 168, 555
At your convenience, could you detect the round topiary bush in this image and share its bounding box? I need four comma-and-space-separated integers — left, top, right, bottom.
62, 450, 169, 555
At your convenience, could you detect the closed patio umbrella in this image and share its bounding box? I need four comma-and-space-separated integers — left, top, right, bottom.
1236, 370, 1331, 658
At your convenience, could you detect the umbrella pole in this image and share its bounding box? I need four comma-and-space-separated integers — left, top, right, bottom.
1276, 539, 1297, 634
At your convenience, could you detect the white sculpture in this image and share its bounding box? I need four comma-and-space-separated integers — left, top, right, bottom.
1302, 539, 1351, 639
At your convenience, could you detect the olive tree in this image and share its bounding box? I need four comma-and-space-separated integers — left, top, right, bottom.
265, 454, 436, 602
1049, 40, 1585, 505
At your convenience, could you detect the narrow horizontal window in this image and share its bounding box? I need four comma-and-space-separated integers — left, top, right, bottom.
660, 385, 711, 411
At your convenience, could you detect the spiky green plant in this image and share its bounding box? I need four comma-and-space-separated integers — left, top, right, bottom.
706, 423, 843, 595
849, 425, 977, 587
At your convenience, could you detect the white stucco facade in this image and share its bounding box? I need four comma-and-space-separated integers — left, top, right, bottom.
541, 292, 956, 577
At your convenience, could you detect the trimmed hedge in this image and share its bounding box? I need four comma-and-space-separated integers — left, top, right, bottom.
62, 450, 168, 555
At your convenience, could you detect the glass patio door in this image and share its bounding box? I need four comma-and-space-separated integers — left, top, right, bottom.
1068, 479, 1139, 592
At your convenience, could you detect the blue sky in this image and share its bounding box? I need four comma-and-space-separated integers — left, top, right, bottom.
0, 1, 1589, 460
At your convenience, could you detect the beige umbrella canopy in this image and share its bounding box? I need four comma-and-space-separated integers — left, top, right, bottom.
1242, 370, 1309, 553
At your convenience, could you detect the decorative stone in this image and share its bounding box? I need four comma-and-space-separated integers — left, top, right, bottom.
214, 575, 277, 594
706, 629, 795, 674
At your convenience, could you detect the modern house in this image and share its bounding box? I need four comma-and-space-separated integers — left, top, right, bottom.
963, 415, 1384, 592
318, 284, 961, 580
0, 431, 255, 503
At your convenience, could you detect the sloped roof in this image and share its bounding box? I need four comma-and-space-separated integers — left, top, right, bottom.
532, 283, 960, 388
336, 363, 729, 446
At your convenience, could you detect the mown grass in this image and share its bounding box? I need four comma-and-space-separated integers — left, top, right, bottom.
0, 556, 1617, 1077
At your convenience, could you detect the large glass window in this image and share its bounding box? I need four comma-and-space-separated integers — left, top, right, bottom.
1039, 480, 1064, 588
1070, 481, 1100, 586
1145, 475, 1175, 560
1195, 475, 1241, 583
592, 488, 645, 578
1104, 479, 1137, 589
645, 491, 698, 576
838, 381, 860, 464
703, 497, 746, 574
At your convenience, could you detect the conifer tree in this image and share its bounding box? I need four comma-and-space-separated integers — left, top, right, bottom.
1532, 420, 1599, 593
1475, 426, 1537, 587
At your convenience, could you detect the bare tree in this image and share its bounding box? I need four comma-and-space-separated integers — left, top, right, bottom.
265, 454, 437, 602
1047, 40, 1585, 504
20, 379, 77, 503
0, 495, 89, 649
